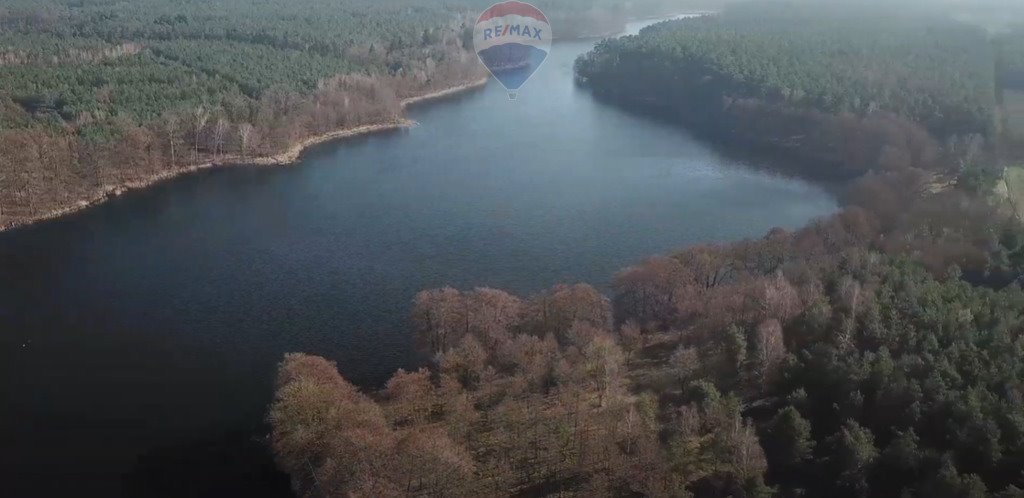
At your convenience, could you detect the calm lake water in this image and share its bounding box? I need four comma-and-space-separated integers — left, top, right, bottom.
0, 17, 837, 497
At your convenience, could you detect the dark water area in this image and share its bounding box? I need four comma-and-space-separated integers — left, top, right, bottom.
0, 18, 837, 497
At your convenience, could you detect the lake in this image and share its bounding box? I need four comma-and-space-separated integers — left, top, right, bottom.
0, 17, 837, 497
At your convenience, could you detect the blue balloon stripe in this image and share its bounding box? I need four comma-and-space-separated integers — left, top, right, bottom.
477, 43, 549, 90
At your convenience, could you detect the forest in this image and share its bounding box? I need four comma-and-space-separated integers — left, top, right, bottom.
270, 193, 1024, 497
7, 0, 1024, 496
0, 0, 695, 230
269, 3, 1024, 497
0, 0, 484, 229
267, 172, 1024, 496
574, 2, 1008, 179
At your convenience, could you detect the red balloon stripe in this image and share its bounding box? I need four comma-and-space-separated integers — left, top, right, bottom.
477, 1, 548, 24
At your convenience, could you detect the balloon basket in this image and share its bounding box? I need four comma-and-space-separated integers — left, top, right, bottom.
507, 91, 518, 101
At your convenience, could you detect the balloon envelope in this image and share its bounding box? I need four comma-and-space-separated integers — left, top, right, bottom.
473, 2, 551, 94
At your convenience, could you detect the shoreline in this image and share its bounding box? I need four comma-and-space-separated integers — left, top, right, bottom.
0, 77, 489, 234
557, 11, 715, 41
0, 10, 700, 235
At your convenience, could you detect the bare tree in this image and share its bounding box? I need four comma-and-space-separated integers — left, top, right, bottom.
618, 321, 643, 360
838, 275, 862, 318
582, 333, 625, 406
728, 416, 769, 481
669, 345, 701, 390
393, 428, 475, 494
466, 288, 522, 342
385, 368, 434, 426
754, 319, 786, 387
192, 104, 209, 163
268, 353, 397, 496
438, 334, 487, 388
677, 245, 736, 290
412, 288, 467, 355
161, 112, 180, 168
756, 274, 803, 323
613, 256, 688, 327
237, 123, 254, 158
527, 283, 611, 338
212, 117, 229, 160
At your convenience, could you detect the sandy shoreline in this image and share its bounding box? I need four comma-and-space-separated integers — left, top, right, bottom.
0, 77, 488, 233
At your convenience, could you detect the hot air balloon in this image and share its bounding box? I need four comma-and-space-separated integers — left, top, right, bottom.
473, 1, 551, 100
